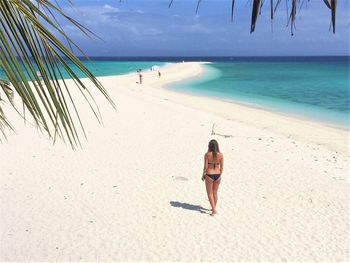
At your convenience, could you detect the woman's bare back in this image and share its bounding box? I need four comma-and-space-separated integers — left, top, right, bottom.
205, 152, 223, 175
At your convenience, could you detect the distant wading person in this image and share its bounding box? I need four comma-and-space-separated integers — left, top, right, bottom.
139, 73, 142, 84
203, 139, 224, 216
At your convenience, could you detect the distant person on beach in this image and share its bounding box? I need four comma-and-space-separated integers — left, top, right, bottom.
139, 73, 143, 84
202, 139, 224, 216
158, 71, 161, 78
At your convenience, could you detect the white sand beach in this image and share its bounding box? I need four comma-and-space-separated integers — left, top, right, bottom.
1, 62, 349, 261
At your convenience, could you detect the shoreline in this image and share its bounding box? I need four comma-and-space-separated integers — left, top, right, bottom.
167, 83, 349, 132
138, 62, 348, 153
163, 63, 349, 132
92, 61, 348, 132
75, 61, 348, 153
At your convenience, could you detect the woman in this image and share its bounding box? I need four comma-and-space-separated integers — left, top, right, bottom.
203, 139, 224, 216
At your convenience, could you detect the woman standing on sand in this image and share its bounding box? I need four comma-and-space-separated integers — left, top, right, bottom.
203, 139, 224, 216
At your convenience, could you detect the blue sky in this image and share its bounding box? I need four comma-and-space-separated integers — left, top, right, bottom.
59, 0, 349, 56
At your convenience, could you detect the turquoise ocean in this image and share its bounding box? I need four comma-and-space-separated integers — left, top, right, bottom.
0, 59, 167, 80
1, 57, 349, 129
169, 57, 349, 129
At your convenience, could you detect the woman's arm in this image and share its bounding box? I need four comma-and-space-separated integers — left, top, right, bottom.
203, 153, 208, 173
220, 154, 224, 174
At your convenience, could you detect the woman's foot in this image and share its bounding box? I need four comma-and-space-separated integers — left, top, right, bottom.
210, 210, 217, 216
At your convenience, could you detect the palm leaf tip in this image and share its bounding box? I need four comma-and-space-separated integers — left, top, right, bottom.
195, 0, 202, 14
0, 79, 14, 103
270, 0, 274, 19
331, 0, 337, 34
323, 0, 331, 9
250, 0, 261, 33
231, 0, 235, 22
323, 0, 337, 33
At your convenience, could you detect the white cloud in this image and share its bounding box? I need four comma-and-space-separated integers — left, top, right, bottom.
193, 14, 200, 21
171, 14, 180, 19
189, 23, 210, 34
143, 28, 163, 36
103, 4, 119, 12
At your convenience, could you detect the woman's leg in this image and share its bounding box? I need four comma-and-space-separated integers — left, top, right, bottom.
212, 178, 221, 212
205, 177, 216, 215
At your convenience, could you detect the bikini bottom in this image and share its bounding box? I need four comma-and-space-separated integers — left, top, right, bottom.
206, 174, 221, 181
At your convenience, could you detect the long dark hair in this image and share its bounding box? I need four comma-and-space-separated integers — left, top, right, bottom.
208, 139, 220, 161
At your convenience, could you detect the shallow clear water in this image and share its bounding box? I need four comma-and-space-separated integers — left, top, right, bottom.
169, 57, 350, 129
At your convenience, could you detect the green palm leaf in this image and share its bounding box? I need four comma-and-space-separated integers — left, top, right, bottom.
0, 0, 115, 148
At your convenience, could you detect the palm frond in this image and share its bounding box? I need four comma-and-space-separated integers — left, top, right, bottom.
0, 0, 115, 148
169, 0, 337, 35
0, 79, 13, 142
323, 0, 331, 9
274, 0, 282, 12
330, 0, 337, 34
0, 79, 13, 103
231, 0, 235, 22
168, 0, 174, 8
270, 0, 274, 19
286, 0, 297, 36
250, 0, 261, 33
196, 0, 202, 14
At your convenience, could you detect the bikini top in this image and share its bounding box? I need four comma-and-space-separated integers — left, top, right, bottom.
208, 162, 220, 168
207, 152, 221, 168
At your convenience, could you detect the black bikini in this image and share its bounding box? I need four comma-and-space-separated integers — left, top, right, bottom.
207, 162, 221, 181
206, 174, 221, 181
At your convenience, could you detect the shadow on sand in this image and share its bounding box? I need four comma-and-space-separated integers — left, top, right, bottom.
170, 201, 210, 214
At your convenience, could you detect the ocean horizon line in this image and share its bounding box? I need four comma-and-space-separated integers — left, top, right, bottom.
71, 56, 350, 63
77, 55, 350, 59
7, 55, 349, 62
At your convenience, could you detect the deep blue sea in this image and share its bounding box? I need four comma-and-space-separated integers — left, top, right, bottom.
1, 56, 349, 128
